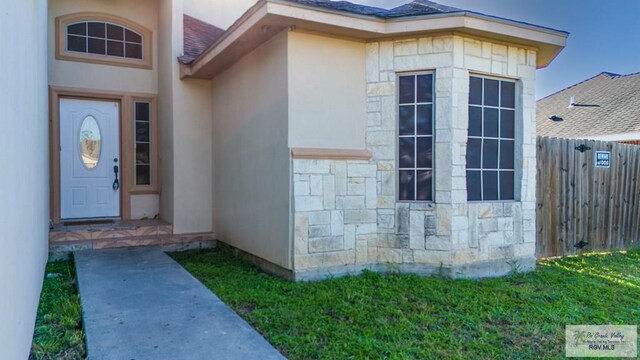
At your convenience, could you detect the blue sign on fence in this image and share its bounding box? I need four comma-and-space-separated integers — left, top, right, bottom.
595, 151, 611, 168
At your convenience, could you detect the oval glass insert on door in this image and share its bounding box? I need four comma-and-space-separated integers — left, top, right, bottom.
79, 115, 101, 169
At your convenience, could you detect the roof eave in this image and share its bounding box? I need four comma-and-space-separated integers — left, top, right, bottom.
181, 0, 568, 80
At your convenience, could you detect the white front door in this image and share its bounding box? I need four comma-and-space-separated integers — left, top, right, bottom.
60, 99, 120, 219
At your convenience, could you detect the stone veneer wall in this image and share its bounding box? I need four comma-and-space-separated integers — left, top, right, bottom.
292, 34, 538, 281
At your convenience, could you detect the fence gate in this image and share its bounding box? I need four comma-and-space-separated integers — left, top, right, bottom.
536, 136, 640, 258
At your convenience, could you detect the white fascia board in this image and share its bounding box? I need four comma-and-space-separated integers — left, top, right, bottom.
268, 1, 567, 45
267, 1, 387, 34
185, 0, 567, 77
385, 13, 566, 45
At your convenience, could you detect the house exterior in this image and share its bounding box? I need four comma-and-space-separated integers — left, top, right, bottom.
537, 72, 640, 143
0, 0, 567, 357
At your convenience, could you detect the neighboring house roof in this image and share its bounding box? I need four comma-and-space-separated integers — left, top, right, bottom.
181, 15, 225, 65
179, 0, 568, 78
537, 72, 640, 139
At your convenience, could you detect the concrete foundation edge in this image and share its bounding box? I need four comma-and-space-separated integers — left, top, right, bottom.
216, 240, 536, 282
293, 256, 536, 282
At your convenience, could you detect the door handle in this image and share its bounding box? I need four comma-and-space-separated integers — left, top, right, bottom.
112, 164, 120, 191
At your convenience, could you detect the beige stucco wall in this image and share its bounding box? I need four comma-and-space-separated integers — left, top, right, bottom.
184, 0, 257, 30
157, 0, 176, 223
288, 32, 367, 150
0, 1, 49, 358
131, 194, 159, 219
158, 0, 214, 234
48, 0, 159, 94
171, 76, 214, 234
211, 31, 291, 269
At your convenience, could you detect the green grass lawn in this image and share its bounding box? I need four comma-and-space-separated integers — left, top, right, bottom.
30, 261, 85, 360
172, 248, 640, 359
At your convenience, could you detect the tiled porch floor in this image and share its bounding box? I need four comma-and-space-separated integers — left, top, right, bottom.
49, 219, 215, 258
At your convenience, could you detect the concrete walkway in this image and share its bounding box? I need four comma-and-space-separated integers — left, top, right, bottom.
74, 247, 285, 360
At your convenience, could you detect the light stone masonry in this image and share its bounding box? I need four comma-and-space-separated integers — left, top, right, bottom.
292, 34, 537, 279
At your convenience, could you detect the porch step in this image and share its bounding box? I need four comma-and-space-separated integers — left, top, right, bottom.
49, 219, 215, 259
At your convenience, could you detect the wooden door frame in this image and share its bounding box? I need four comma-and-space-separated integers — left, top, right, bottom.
50, 86, 157, 223
49, 87, 131, 224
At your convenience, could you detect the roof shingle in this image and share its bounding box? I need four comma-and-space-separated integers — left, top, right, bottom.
282, 0, 462, 18
387, 0, 463, 18
536, 72, 640, 139
180, 14, 225, 65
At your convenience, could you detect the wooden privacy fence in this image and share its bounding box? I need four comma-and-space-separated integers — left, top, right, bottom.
536, 136, 640, 258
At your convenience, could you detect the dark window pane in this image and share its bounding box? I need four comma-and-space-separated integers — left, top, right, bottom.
399, 137, 415, 168
484, 78, 499, 106
399, 106, 415, 136
88, 22, 105, 38
136, 143, 150, 164
416, 170, 432, 201
500, 140, 515, 169
67, 23, 86, 36
483, 171, 499, 200
107, 40, 124, 57
466, 138, 482, 168
125, 43, 142, 59
483, 108, 499, 137
107, 24, 124, 41
67, 35, 86, 52
136, 165, 151, 185
500, 109, 515, 139
500, 171, 515, 200
467, 170, 482, 201
469, 76, 482, 105
125, 29, 142, 43
88, 38, 106, 55
399, 170, 415, 201
468, 106, 482, 136
416, 74, 433, 103
136, 122, 150, 142
416, 105, 432, 135
482, 139, 499, 169
501, 81, 515, 108
417, 137, 432, 169
399, 76, 415, 104
136, 102, 150, 121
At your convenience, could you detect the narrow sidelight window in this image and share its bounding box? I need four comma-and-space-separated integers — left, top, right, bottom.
466, 76, 516, 201
134, 101, 151, 186
398, 73, 434, 201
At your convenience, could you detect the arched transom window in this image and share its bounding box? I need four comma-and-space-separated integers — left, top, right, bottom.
67, 21, 143, 60
56, 13, 152, 69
